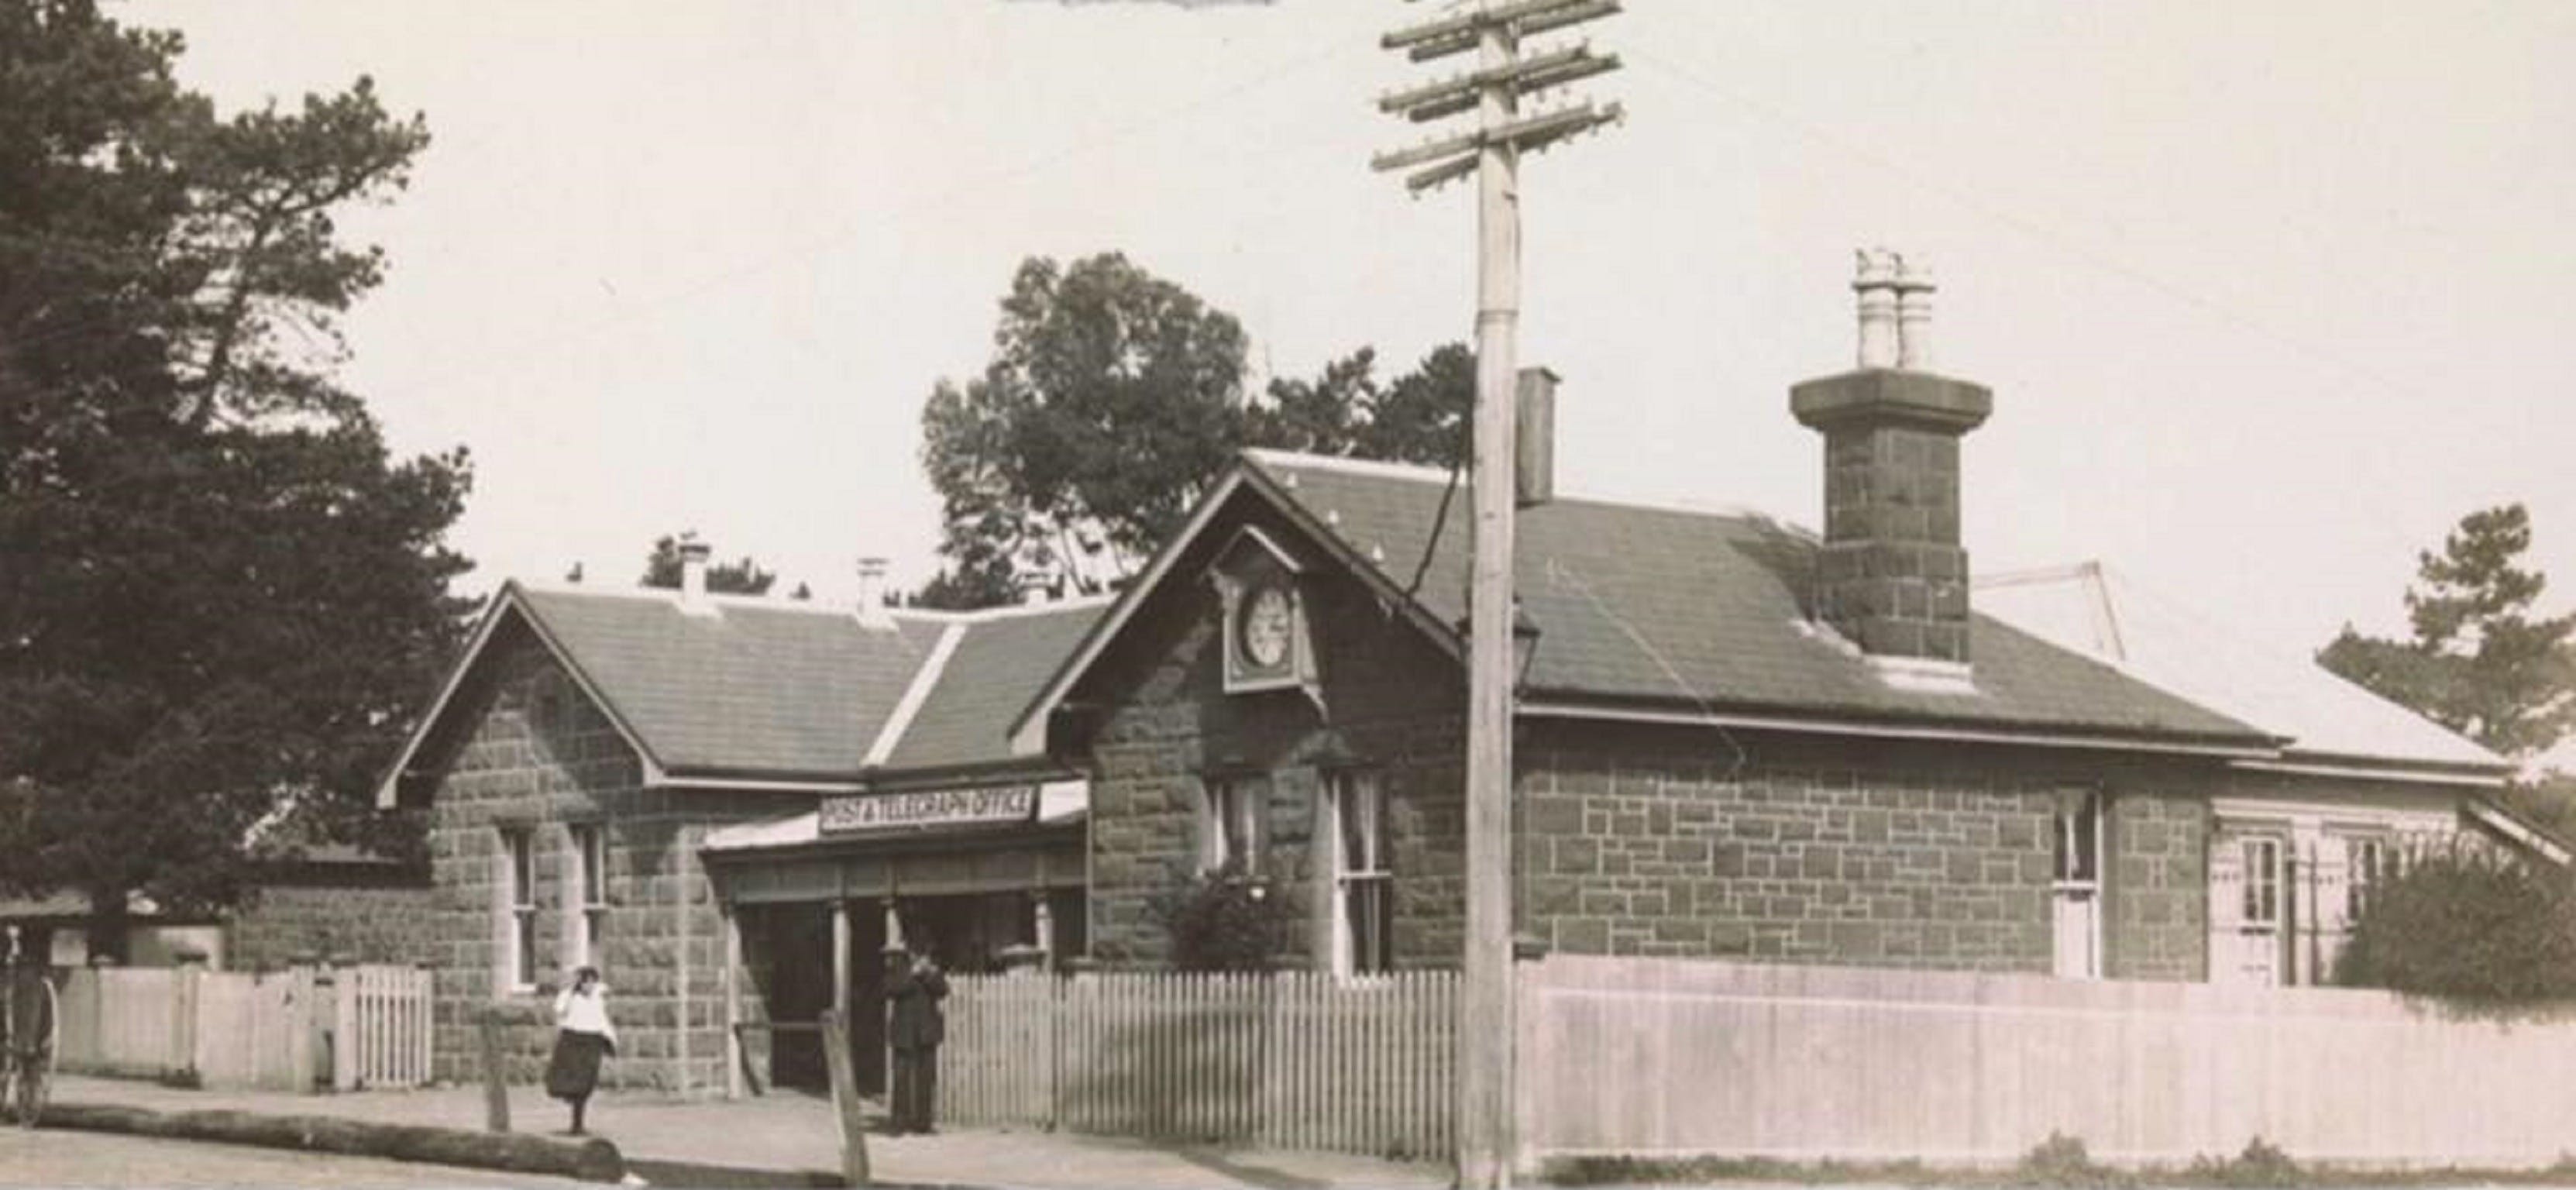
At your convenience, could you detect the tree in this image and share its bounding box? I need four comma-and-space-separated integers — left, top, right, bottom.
917, 253, 1470, 608
2320, 505, 2576, 758
0, 0, 465, 958
637, 533, 777, 597
1245, 342, 1473, 467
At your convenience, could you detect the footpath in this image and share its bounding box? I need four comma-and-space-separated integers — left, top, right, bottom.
46, 1074, 1448, 1190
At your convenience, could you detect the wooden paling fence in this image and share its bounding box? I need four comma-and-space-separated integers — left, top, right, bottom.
55, 966, 185, 1078
939, 970, 1455, 1159
191, 967, 304, 1091
1518, 954, 2576, 1171
54, 963, 432, 1092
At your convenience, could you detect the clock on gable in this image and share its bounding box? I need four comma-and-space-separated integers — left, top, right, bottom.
1238, 583, 1295, 672
1210, 525, 1315, 696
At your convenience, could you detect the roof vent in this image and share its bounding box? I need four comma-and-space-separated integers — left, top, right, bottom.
1019, 569, 1062, 606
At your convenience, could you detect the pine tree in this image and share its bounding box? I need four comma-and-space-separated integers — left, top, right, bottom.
2319, 504, 2575, 758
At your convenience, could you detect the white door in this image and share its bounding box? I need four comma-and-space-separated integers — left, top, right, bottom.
2209, 831, 2288, 987
2052, 888, 2099, 978
2051, 792, 2102, 979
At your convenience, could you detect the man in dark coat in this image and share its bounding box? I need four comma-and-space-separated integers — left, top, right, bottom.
886, 950, 948, 1134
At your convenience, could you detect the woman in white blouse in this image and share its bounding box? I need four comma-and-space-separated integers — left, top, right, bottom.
544, 966, 617, 1135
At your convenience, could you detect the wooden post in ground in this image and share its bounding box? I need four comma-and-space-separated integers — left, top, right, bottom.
821, 1008, 871, 1188
170, 962, 201, 1082
332, 968, 359, 1092
478, 1007, 511, 1133
722, 901, 745, 1099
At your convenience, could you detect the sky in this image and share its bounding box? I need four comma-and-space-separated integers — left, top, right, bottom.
122, 1, 2576, 672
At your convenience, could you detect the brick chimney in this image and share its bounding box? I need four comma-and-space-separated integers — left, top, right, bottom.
1790, 249, 1992, 666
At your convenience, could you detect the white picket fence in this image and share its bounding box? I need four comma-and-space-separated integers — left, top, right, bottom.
332, 964, 433, 1091
55, 963, 432, 1092
938, 971, 1455, 1160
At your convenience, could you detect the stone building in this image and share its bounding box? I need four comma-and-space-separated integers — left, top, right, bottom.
1020, 258, 2549, 985
375, 552, 1104, 1095
380, 260, 2553, 1099
0, 845, 430, 973
221, 845, 436, 972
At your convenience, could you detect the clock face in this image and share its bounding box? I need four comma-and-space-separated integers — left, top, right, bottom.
1240, 586, 1294, 669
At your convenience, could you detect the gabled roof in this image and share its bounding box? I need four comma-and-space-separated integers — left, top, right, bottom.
514, 585, 941, 780
1976, 562, 2509, 778
1016, 449, 2273, 754
1262, 452, 2268, 745
377, 582, 1108, 805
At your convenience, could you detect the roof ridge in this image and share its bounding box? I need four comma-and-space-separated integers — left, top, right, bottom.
510, 580, 1113, 625
514, 579, 892, 620
891, 594, 1117, 624
1242, 448, 1809, 536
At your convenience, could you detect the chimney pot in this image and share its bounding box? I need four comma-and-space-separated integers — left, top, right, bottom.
1018, 569, 1061, 607
1895, 253, 1935, 370
1853, 247, 1901, 369
677, 537, 713, 607
855, 557, 892, 627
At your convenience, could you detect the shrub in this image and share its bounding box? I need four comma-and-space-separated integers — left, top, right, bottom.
2016, 1132, 2131, 1188
2335, 842, 2576, 1003
1145, 860, 1295, 972
2184, 1137, 2301, 1188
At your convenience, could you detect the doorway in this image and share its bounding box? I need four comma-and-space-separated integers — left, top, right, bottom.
2210, 827, 2289, 987
2050, 791, 2103, 979
750, 900, 889, 1095
756, 904, 831, 1093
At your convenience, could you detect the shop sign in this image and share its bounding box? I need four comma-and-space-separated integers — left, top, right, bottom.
820, 785, 1037, 834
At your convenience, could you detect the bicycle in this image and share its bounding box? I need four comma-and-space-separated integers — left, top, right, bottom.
0, 956, 56, 1128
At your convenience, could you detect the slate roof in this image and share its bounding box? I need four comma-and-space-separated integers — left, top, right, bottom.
884, 604, 1108, 772
514, 585, 943, 779
1237, 450, 2267, 746
1976, 562, 2507, 773
382, 583, 1109, 802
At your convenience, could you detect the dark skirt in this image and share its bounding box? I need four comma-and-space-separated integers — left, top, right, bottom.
545, 1030, 610, 1101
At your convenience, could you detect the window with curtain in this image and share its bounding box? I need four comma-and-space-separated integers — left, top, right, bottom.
1330, 771, 1393, 976
501, 827, 536, 990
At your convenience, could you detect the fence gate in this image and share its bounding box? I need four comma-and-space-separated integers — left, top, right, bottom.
332, 965, 433, 1090
938, 970, 1454, 1161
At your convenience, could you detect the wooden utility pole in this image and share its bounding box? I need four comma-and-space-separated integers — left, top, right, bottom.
1373, 4, 1622, 1186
